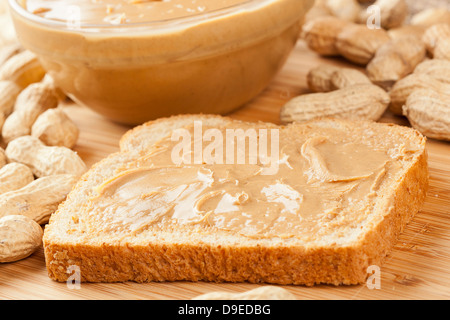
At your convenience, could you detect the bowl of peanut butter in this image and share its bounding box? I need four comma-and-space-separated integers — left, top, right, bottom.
9, 0, 313, 125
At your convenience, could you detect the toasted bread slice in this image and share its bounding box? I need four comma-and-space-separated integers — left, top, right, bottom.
43, 115, 428, 285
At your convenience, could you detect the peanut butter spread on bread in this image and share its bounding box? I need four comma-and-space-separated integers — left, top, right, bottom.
81, 121, 420, 239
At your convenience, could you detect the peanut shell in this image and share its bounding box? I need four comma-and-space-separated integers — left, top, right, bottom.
0, 215, 43, 263
280, 84, 390, 124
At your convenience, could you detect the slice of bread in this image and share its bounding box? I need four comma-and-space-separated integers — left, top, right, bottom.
43, 115, 428, 285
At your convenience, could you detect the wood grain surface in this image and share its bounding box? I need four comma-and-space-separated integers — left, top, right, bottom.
0, 41, 449, 300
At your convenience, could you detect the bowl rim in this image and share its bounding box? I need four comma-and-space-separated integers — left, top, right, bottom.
8, 0, 276, 33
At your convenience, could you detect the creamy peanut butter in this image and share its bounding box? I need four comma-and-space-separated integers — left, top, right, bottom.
22, 0, 248, 25
81, 122, 417, 239
11, 0, 313, 124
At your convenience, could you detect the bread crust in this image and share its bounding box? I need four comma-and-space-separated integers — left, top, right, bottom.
44, 116, 429, 285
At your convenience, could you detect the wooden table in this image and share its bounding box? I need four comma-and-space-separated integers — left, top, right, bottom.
1, 41, 449, 300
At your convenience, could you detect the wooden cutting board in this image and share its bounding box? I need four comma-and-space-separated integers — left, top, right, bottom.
1, 41, 449, 300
